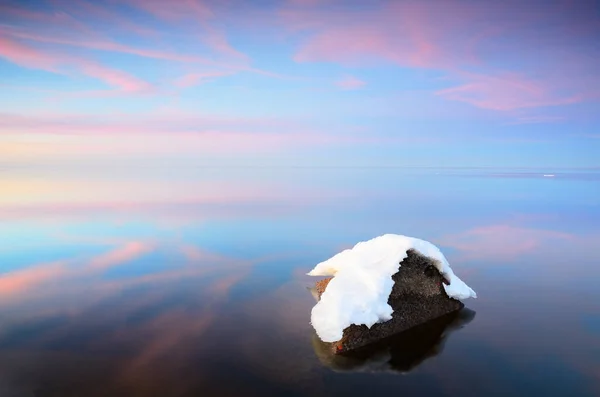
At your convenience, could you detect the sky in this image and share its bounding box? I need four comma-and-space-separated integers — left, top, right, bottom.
0, 0, 599, 168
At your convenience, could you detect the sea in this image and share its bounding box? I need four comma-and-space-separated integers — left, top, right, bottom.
0, 166, 598, 396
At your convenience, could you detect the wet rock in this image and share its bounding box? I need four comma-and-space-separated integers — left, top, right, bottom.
314, 249, 465, 354
312, 308, 476, 373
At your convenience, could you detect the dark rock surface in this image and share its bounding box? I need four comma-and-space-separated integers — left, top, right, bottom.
313, 249, 465, 354
312, 308, 476, 373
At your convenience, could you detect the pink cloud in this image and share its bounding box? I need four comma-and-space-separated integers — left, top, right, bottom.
294, 27, 408, 65
2, 28, 289, 79
0, 35, 152, 94
335, 75, 366, 90
0, 2, 275, 78
174, 71, 234, 88
79, 62, 153, 93
0, 111, 295, 136
0, 4, 94, 35
435, 72, 581, 111
0, 173, 355, 222
287, 2, 464, 68
0, 129, 334, 153
125, 0, 248, 62
0, 3, 300, 87
2, 28, 215, 65
63, 0, 160, 38
0, 111, 401, 153
287, 0, 331, 6
283, 1, 600, 112
0, 35, 61, 72
507, 115, 566, 125
127, 0, 214, 22
200, 26, 249, 62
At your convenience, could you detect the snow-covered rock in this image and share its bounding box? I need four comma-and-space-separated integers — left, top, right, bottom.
308, 234, 476, 345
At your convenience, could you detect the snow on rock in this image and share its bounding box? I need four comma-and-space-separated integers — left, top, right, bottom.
307, 234, 476, 343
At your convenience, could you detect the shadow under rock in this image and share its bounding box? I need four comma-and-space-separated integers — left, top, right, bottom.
312, 308, 476, 374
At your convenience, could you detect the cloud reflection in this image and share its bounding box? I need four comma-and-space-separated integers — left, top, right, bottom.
0, 261, 67, 297
87, 241, 154, 270
0, 241, 154, 302
0, 240, 257, 396
439, 224, 578, 261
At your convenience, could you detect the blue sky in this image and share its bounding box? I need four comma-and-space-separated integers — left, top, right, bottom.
0, 0, 599, 168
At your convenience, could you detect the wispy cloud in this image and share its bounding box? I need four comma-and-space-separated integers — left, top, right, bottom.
435, 72, 582, 111
125, 0, 249, 62
335, 75, 366, 90
286, 0, 331, 6
0, 111, 404, 161
127, 0, 214, 21
200, 25, 249, 62
80, 62, 153, 93
0, 0, 599, 167
0, 35, 153, 94
506, 115, 566, 125
2, 28, 227, 67
0, 35, 61, 73
285, 1, 473, 68
282, 0, 600, 113
0, 1, 286, 80
438, 224, 578, 261
174, 71, 235, 88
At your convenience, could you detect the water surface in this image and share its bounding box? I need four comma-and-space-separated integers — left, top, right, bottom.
1, 167, 599, 396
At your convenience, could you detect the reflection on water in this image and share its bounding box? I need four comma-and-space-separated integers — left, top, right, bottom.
0, 251, 250, 397
312, 308, 476, 374
0, 168, 599, 396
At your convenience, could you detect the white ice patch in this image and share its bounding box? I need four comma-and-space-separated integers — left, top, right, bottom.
308, 234, 476, 343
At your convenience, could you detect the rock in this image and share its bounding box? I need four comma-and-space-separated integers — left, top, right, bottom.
313, 249, 465, 354
314, 277, 331, 297
312, 307, 476, 373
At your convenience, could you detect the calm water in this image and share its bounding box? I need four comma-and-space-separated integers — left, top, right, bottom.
1, 167, 599, 397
